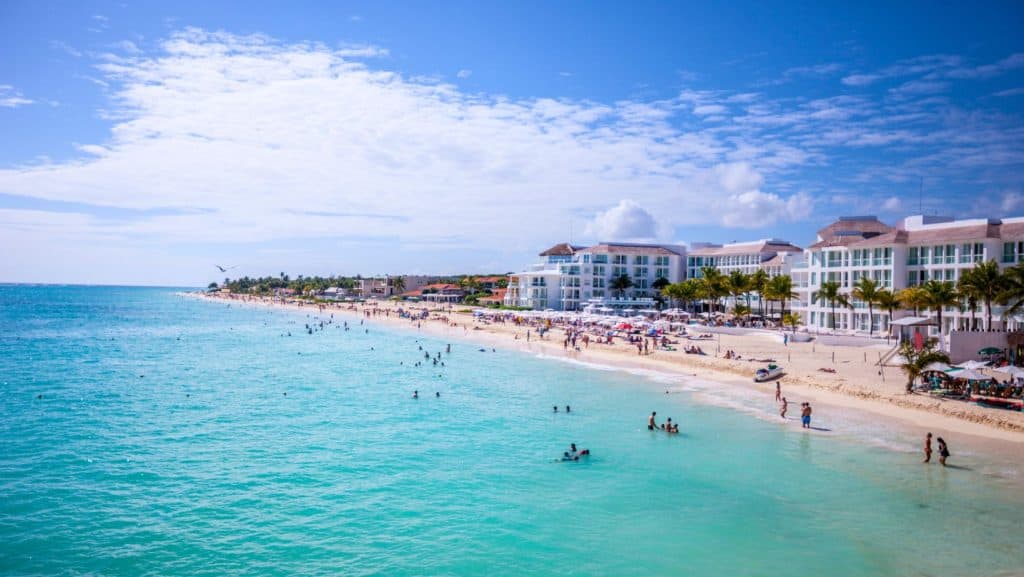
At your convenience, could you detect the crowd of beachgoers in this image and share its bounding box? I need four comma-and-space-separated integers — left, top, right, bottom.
192, 292, 1024, 446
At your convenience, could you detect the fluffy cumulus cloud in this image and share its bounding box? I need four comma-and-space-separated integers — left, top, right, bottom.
0, 29, 813, 259
584, 200, 664, 242
702, 163, 812, 228
1, 29, 1021, 282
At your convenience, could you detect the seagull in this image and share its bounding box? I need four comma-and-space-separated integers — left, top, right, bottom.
215, 265, 238, 273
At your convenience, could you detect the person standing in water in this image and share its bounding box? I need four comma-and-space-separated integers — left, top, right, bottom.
780, 397, 788, 419
801, 402, 812, 429
648, 411, 658, 430
937, 437, 950, 466
923, 432, 933, 463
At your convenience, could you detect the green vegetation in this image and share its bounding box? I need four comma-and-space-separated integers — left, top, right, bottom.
898, 338, 950, 394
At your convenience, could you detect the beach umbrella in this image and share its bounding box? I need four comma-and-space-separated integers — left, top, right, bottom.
992, 365, 1024, 378
978, 347, 1003, 356
923, 361, 952, 372
953, 369, 992, 381
957, 360, 990, 370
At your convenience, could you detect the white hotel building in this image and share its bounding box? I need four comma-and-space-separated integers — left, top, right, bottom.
686, 239, 804, 279
794, 214, 1024, 334
504, 242, 687, 311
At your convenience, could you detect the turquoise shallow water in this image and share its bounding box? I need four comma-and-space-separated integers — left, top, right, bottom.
1, 286, 1022, 576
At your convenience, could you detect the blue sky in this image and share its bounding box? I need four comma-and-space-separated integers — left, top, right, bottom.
1, 1, 1023, 285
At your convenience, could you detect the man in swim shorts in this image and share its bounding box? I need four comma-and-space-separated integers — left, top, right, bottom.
648, 411, 658, 430
801, 403, 812, 429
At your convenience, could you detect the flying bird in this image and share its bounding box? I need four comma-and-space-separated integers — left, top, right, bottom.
215, 265, 238, 273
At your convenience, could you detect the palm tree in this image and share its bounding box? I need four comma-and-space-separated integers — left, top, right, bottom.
920, 280, 960, 343
999, 264, 1024, 325
957, 271, 980, 331
898, 338, 951, 394
898, 286, 927, 316
699, 267, 727, 314
958, 260, 1005, 331
727, 270, 751, 322
678, 280, 700, 313
750, 269, 770, 319
391, 275, 406, 296
767, 275, 797, 326
782, 312, 802, 333
817, 280, 849, 331
874, 289, 901, 341
652, 277, 671, 308
610, 274, 633, 299
851, 277, 882, 336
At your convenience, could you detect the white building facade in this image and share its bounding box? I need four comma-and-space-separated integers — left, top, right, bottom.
505, 242, 687, 311
794, 215, 1024, 335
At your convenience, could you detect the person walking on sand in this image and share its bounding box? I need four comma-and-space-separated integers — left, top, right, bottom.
780, 397, 788, 419
801, 402, 812, 429
924, 432, 933, 463
648, 411, 658, 431
775, 382, 782, 402
937, 437, 950, 466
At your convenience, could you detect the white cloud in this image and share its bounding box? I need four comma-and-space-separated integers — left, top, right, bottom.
693, 104, 727, 116
584, 200, 663, 242
3, 28, 800, 260
0, 85, 33, 108
842, 74, 880, 87
1001, 191, 1024, 213
889, 80, 949, 96
947, 53, 1024, 79
882, 196, 901, 211
709, 163, 811, 228
456, 69, 472, 79
1, 28, 1021, 283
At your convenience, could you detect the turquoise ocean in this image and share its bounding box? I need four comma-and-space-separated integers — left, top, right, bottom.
1, 285, 1022, 576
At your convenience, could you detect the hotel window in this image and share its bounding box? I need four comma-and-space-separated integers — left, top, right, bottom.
634, 255, 649, 265
908, 270, 918, 286
1003, 242, 1024, 264
633, 267, 648, 277
612, 266, 627, 277
593, 290, 605, 297
919, 246, 931, 265
593, 278, 605, 288
944, 269, 955, 281
613, 255, 628, 265
960, 243, 985, 263
655, 256, 669, 266
593, 254, 608, 264
810, 272, 817, 285
908, 247, 919, 266
593, 265, 605, 276
655, 267, 669, 279
583, 254, 591, 263
883, 269, 892, 287
635, 279, 649, 289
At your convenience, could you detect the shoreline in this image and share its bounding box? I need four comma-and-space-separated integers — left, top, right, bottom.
186, 292, 1024, 470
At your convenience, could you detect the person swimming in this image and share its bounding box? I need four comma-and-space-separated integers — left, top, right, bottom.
412, 390, 419, 399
